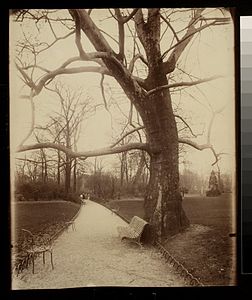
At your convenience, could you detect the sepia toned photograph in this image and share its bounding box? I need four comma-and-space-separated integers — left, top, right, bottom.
9, 8, 236, 288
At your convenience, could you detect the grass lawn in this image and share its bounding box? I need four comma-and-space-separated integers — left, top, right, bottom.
108, 193, 236, 286
12, 200, 81, 242
108, 198, 144, 221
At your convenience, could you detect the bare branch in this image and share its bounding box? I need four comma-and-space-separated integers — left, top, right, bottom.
15, 63, 37, 90
207, 105, 226, 144
122, 9, 139, 24
128, 53, 148, 74
16, 158, 42, 164
99, 28, 119, 45
73, 10, 87, 59
174, 115, 198, 138
59, 56, 81, 68
160, 14, 179, 42
162, 8, 204, 62
178, 138, 210, 151
37, 30, 75, 55
21, 65, 51, 73
17, 142, 150, 158
147, 75, 223, 96
100, 74, 108, 111
114, 9, 125, 62
134, 8, 161, 67
74, 9, 147, 94
18, 63, 111, 97
19, 91, 35, 147
179, 103, 227, 166
47, 17, 57, 39
110, 126, 145, 148
75, 9, 116, 54
178, 138, 218, 165
162, 15, 231, 64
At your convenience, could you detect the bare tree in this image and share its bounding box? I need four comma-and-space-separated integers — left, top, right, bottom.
46, 83, 90, 195
12, 8, 233, 240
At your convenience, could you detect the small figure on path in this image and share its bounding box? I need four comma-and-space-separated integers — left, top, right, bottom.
79, 193, 86, 205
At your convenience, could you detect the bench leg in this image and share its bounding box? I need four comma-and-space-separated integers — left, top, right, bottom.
121, 237, 143, 248
43, 252, 45, 264
137, 242, 143, 249
136, 237, 143, 248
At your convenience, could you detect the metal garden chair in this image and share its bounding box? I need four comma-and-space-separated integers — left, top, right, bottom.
21, 229, 54, 274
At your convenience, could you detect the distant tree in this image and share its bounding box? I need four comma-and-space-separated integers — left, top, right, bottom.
206, 170, 221, 196
86, 158, 118, 201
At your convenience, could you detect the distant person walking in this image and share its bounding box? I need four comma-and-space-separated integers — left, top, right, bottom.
79, 194, 86, 205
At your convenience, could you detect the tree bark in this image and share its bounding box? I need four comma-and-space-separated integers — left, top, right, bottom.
140, 67, 189, 240
41, 149, 47, 183
57, 150, 61, 185
142, 92, 190, 241
65, 154, 71, 195
120, 155, 124, 188
73, 158, 77, 193
41, 155, 44, 182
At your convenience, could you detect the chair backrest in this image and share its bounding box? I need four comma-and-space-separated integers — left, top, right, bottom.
20, 229, 52, 250
20, 229, 35, 250
129, 216, 148, 235
35, 233, 52, 247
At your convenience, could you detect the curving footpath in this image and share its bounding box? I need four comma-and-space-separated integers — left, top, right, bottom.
12, 200, 187, 289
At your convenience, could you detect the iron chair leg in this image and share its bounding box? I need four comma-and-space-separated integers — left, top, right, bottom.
50, 251, 54, 270
32, 254, 35, 274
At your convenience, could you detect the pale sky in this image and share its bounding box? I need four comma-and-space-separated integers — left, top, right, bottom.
10, 8, 236, 177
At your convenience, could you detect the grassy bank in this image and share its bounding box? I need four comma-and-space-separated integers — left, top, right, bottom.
12, 200, 81, 241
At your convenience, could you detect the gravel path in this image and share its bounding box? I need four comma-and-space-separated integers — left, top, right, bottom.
12, 200, 187, 289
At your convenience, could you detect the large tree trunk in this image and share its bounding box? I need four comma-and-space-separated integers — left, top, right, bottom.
144, 152, 189, 241
57, 150, 61, 185
142, 86, 189, 241
65, 155, 71, 195
120, 154, 124, 188
41, 156, 44, 182
42, 150, 48, 183
73, 158, 77, 193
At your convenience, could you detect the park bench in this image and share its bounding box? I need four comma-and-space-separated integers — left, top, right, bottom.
117, 216, 148, 247
20, 229, 54, 274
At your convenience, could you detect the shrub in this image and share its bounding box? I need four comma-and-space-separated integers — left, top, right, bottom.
206, 189, 221, 197
65, 192, 82, 204
15, 180, 66, 201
